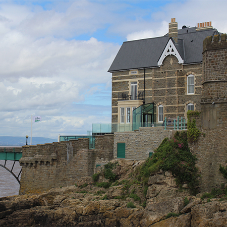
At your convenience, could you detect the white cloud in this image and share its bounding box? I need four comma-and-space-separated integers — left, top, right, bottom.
0, 0, 226, 140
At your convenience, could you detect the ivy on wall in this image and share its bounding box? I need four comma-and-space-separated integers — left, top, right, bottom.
187, 110, 201, 143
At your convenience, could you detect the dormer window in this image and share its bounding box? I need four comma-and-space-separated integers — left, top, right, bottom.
187, 75, 194, 94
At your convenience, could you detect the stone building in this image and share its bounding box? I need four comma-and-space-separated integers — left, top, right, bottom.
109, 18, 219, 127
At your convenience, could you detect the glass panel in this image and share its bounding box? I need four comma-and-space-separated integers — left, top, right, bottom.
131, 82, 137, 100
126, 107, 130, 123
187, 104, 194, 111
188, 75, 194, 94
159, 106, 163, 122
120, 108, 124, 123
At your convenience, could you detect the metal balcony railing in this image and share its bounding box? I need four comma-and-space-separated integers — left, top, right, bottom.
118, 91, 144, 101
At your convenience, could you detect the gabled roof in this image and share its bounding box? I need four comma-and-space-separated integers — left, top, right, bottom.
108, 27, 218, 72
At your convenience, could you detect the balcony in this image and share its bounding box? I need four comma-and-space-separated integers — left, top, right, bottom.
118, 91, 144, 101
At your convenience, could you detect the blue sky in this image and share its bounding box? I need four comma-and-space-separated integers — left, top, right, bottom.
0, 0, 226, 140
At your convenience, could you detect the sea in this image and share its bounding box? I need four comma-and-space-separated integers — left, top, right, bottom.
0, 160, 21, 198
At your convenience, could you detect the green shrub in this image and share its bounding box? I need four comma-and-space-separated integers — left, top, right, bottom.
166, 213, 179, 219
92, 173, 100, 182
142, 201, 146, 208
129, 193, 141, 201
134, 131, 199, 195
184, 197, 189, 206
79, 190, 87, 193
103, 162, 118, 182
127, 202, 136, 208
102, 195, 108, 200
79, 183, 88, 188
201, 192, 213, 200
96, 182, 111, 189
96, 190, 105, 195
219, 165, 227, 179
187, 111, 201, 142
114, 195, 125, 199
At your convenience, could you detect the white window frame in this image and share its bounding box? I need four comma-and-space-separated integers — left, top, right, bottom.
120, 107, 125, 123
126, 107, 130, 123
158, 105, 163, 122
187, 74, 195, 94
131, 82, 137, 100
187, 103, 194, 111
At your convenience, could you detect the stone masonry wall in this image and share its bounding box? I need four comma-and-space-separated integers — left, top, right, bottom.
114, 127, 174, 160
189, 34, 227, 192
112, 55, 202, 124
19, 134, 114, 194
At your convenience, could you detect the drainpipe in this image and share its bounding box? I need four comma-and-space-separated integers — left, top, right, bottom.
143, 68, 145, 105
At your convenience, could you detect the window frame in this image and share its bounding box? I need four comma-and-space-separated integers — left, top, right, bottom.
158, 105, 164, 122
187, 103, 194, 111
187, 74, 195, 94
120, 107, 125, 124
126, 107, 130, 123
131, 82, 137, 100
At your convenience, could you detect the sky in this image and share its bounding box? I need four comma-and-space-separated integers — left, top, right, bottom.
0, 0, 226, 140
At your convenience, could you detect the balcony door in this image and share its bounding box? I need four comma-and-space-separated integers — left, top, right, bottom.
131, 82, 137, 100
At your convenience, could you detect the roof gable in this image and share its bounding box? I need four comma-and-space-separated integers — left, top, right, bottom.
157, 39, 184, 66
108, 28, 218, 72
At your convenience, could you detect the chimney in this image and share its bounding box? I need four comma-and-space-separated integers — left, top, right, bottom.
196, 21, 213, 30
169, 18, 178, 43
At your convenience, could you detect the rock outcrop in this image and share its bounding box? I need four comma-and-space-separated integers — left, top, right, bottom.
1, 159, 227, 226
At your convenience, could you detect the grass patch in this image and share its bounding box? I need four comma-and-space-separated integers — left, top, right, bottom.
127, 202, 136, 208
166, 213, 180, 219
201, 187, 227, 200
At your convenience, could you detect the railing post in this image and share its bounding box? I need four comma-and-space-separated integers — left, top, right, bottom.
174, 120, 176, 130
164, 117, 166, 130
183, 118, 185, 129
181, 117, 183, 130
177, 116, 179, 130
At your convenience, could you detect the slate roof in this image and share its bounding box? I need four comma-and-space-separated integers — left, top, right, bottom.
108, 27, 218, 72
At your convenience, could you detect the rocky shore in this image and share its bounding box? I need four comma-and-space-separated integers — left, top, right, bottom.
1, 160, 227, 226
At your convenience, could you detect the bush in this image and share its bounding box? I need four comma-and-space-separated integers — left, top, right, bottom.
135, 131, 199, 195
79, 183, 88, 189
96, 182, 111, 189
102, 195, 108, 200
142, 201, 146, 208
187, 111, 201, 142
92, 173, 100, 182
127, 202, 136, 208
104, 162, 118, 182
129, 193, 141, 201
184, 197, 189, 206
96, 190, 105, 195
219, 165, 227, 179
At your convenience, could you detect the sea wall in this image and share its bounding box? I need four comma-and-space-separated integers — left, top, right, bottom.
19, 134, 114, 194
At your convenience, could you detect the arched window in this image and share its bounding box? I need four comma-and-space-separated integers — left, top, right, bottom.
187, 74, 194, 94
187, 103, 194, 111
158, 105, 163, 122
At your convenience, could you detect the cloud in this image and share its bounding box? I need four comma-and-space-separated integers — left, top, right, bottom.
0, 0, 226, 140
